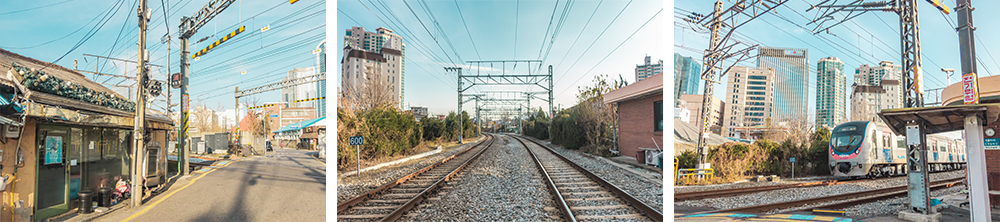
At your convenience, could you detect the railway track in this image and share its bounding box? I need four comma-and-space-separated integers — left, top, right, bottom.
675, 177, 899, 201
512, 135, 663, 222
696, 177, 965, 215
336, 134, 496, 221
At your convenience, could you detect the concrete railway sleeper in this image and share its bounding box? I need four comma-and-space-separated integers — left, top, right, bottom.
512, 135, 663, 222
337, 134, 497, 221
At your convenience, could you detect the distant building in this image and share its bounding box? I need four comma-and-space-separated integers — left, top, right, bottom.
723, 66, 775, 138
636, 55, 663, 82
410, 106, 428, 121
282, 67, 319, 111
316, 40, 326, 117
816, 57, 846, 128
674, 53, 702, 105
342, 26, 405, 109
851, 61, 904, 121
758, 47, 808, 121
680, 94, 724, 135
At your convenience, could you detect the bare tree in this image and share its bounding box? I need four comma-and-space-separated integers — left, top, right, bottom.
780, 113, 813, 146
340, 64, 397, 113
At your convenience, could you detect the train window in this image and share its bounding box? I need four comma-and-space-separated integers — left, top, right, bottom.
897, 137, 906, 148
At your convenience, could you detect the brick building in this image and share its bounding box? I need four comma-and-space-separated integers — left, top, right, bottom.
604, 73, 663, 163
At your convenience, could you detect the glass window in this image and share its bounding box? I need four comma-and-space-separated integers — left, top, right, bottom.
654, 100, 663, 132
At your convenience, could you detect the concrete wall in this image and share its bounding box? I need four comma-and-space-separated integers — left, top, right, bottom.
1, 118, 37, 222
617, 92, 664, 161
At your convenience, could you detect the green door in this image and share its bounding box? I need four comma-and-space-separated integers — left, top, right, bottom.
36, 126, 70, 219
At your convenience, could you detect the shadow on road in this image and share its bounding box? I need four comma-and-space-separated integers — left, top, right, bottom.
188, 161, 257, 221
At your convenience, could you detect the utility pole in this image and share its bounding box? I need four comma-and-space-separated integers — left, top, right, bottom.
132, 0, 149, 209
177, 0, 238, 175
235, 87, 241, 155
955, 0, 990, 220
447, 67, 463, 143
688, 0, 783, 169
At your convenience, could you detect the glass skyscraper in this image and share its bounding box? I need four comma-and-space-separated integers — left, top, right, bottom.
816, 57, 845, 128
757, 47, 809, 121
673, 53, 702, 105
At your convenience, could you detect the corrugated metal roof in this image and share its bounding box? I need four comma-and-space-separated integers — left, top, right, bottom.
274, 116, 326, 133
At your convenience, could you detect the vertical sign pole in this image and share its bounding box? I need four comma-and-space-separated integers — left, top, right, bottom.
179, 37, 190, 176
964, 114, 991, 221
356, 144, 360, 176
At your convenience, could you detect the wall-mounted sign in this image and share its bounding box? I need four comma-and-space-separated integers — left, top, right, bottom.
985, 138, 999, 150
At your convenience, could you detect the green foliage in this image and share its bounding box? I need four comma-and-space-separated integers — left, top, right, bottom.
677, 150, 697, 169
420, 117, 446, 141
444, 112, 459, 141
807, 127, 832, 175
523, 108, 550, 140
336, 107, 421, 169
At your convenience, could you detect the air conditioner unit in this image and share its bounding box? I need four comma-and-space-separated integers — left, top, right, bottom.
4, 125, 20, 138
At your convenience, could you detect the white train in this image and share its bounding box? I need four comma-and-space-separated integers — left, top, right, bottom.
829, 120, 966, 178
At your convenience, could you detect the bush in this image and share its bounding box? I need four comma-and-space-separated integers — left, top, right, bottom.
552, 111, 584, 149
421, 117, 446, 141
336, 107, 421, 170
677, 150, 697, 169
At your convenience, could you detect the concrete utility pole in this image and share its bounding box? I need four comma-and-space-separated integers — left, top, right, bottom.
132, 0, 149, 208
688, 0, 784, 169
955, 0, 991, 220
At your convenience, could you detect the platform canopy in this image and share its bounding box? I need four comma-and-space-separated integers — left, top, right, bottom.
877, 104, 1000, 135
274, 116, 326, 133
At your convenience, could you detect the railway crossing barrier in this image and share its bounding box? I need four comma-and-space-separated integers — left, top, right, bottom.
676, 168, 714, 185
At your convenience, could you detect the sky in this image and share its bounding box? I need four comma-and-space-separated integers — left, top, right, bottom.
674, 0, 1000, 138
0, 0, 326, 125
337, 0, 664, 116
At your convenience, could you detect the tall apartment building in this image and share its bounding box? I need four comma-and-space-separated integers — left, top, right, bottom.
316, 40, 326, 117
816, 57, 846, 128
674, 53, 702, 105
855, 61, 903, 105
636, 55, 663, 82
757, 47, 808, 121
851, 62, 903, 121
722, 66, 776, 138
282, 67, 319, 110
680, 94, 724, 135
342, 26, 405, 109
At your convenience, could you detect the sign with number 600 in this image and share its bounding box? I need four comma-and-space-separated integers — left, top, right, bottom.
350, 136, 364, 146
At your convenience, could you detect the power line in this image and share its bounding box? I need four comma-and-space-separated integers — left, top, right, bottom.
454, 0, 481, 61
39, 0, 128, 72
555, 8, 660, 98
553, 0, 632, 87
0, 0, 78, 15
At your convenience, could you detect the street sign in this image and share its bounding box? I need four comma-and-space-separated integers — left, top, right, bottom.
985, 138, 999, 150
963, 72, 979, 104
790, 157, 796, 163
350, 136, 364, 146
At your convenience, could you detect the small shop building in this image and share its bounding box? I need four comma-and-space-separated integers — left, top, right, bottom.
0, 48, 172, 221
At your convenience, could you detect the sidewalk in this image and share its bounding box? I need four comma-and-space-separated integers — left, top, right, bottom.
46, 155, 259, 222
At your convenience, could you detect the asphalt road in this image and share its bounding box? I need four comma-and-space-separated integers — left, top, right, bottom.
116, 149, 327, 222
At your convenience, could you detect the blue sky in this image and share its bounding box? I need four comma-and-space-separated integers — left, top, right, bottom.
1, 0, 325, 123
674, 0, 1000, 130
337, 0, 663, 116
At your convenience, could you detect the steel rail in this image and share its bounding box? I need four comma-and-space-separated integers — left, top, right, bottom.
516, 136, 576, 222
380, 134, 497, 221
798, 179, 965, 213
675, 180, 837, 201
336, 135, 493, 212
514, 135, 663, 222
700, 177, 966, 214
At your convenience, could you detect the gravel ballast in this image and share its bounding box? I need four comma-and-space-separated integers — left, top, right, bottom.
337, 137, 485, 203
526, 137, 664, 212
402, 135, 558, 221
675, 170, 967, 212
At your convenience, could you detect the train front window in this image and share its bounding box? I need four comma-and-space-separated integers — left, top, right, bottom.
831, 133, 862, 153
